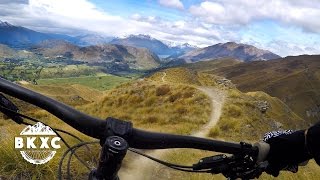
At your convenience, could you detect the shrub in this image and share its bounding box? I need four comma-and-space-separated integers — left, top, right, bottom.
156, 85, 170, 96
209, 127, 220, 137
229, 89, 241, 98
168, 92, 182, 102
220, 118, 239, 131
144, 96, 157, 106
145, 116, 159, 123
226, 104, 243, 118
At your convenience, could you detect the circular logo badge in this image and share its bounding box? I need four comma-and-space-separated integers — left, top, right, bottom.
15, 122, 61, 164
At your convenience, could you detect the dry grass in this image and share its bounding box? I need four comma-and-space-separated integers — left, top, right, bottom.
0, 72, 212, 179
210, 89, 306, 142
80, 79, 211, 134
206, 55, 320, 124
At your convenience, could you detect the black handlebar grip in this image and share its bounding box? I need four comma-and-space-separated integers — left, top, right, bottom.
254, 141, 270, 163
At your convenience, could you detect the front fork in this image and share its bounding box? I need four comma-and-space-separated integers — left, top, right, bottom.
89, 136, 128, 180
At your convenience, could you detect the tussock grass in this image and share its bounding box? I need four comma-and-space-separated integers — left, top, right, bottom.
0, 72, 212, 179
148, 67, 320, 180
150, 68, 200, 85
210, 89, 306, 142
80, 79, 211, 134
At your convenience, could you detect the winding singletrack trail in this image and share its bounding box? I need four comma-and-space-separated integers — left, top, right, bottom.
119, 86, 226, 180
161, 72, 167, 82
194, 87, 226, 137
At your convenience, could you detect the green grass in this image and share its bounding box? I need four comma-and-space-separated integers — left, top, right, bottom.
39, 65, 99, 79
37, 73, 131, 91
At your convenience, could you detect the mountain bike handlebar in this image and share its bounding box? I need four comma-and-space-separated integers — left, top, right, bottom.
0, 77, 270, 179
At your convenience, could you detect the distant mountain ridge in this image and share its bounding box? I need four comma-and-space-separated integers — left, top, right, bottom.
0, 20, 279, 64
0, 20, 77, 48
110, 34, 196, 57
179, 42, 280, 62
0, 21, 113, 47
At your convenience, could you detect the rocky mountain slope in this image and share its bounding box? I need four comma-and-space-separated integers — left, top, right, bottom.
110, 34, 195, 57
179, 42, 280, 62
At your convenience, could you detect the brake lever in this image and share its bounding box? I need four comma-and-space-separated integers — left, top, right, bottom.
193, 154, 230, 173
0, 93, 23, 124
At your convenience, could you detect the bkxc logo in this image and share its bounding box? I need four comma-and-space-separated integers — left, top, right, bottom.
15, 122, 61, 164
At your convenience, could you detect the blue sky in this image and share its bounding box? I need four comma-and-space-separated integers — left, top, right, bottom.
1, 0, 320, 56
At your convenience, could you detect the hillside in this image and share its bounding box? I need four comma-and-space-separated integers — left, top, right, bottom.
204, 55, 320, 123
125, 67, 314, 180
180, 57, 242, 72
179, 42, 280, 62
0, 44, 15, 58
23, 84, 103, 106
31, 40, 161, 70
80, 78, 211, 134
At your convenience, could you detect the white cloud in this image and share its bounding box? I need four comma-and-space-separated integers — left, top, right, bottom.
0, 0, 320, 56
158, 0, 184, 10
0, 0, 224, 46
189, 0, 320, 33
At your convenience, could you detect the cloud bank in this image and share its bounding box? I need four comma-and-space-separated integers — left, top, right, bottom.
0, 0, 320, 56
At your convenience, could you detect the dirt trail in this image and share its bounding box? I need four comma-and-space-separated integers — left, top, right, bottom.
119, 86, 226, 180
161, 72, 167, 82
194, 87, 226, 137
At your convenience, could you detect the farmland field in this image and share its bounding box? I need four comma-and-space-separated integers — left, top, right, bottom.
37, 73, 131, 91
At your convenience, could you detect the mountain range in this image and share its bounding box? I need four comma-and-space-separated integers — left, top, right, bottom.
179, 42, 281, 62
0, 20, 77, 48
31, 40, 161, 70
0, 20, 281, 64
110, 34, 196, 57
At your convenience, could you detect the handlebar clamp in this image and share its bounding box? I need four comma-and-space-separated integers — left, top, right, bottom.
102, 117, 133, 146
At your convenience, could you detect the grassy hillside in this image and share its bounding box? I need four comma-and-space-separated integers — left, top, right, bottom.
135, 67, 320, 180
180, 57, 242, 72
209, 89, 306, 141
80, 79, 211, 134
205, 55, 320, 124
23, 84, 103, 105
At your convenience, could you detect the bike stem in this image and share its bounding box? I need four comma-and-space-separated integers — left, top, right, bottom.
89, 136, 128, 180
